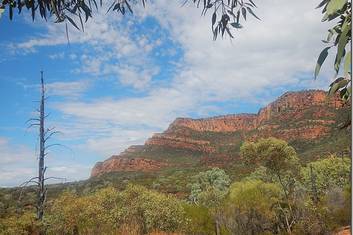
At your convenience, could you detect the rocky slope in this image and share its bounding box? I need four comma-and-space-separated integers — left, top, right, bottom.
91, 90, 350, 177
91, 157, 168, 177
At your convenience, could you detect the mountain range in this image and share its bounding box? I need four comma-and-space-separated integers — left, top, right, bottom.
91, 90, 351, 188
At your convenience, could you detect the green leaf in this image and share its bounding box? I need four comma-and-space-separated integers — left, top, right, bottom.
125, 0, 133, 14
340, 87, 349, 100
344, 51, 351, 75
212, 12, 216, 27
325, 0, 347, 18
230, 22, 242, 28
9, 6, 13, 20
246, 7, 260, 20
315, 47, 331, 79
241, 7, 246, 20
66, 16, 80, 30
79, 14, 84, 32
249, 0, 257, 8
328, 77, 349, 95
335, 18, 350, 73
316, 0, 329, 9
322, 29, 334, 43
347, 85, 352, 97
329, 76, 344, 87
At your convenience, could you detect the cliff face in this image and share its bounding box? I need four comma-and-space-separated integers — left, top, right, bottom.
91, 90, 348, 177
91, 156, 168, 177
145, 90, 342, 152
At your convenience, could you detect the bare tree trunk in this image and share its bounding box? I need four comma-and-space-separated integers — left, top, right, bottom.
19, 71, 63, 233
37, 71, 46, 221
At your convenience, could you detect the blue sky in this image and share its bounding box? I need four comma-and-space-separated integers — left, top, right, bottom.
0, 0, 336, 186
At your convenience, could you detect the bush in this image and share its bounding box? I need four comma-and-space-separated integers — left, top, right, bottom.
45, 185, 187, 234
223, 179, 282, 234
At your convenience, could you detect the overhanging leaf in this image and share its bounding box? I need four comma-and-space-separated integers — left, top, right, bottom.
328, 77, 349, 95
66, 16, 80, 30
329, 76, 344, 87
315, 47, 331, 79
212, 12, 216, 27
246, 7, 260, 20
316, 0, 329, 9
344, 51, 351, 75
340, 87, 349, 100
325, 0, 347, 18
230, 22, 242, 28
335, 18, 350, 73
241, 7, 246, 20
322, 29, 334, 43
249, 0, 257, 8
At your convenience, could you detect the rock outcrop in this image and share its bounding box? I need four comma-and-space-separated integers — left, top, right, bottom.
145, 90, 343, 152
91, 157, 168, 177
91, 90, 347, 177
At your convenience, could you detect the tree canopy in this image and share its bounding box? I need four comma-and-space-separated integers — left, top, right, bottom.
189, 167, 230, 208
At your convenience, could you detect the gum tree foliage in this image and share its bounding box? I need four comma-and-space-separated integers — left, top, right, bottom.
301, 155, 351, 197
0, 0, 259, 40
240, 138, 301, 234
183, 203, 215, 235
189, 168, 230, 235
189, 167, 230, 207
224, 179, 282, 235
0, 212, 40, 235
315, 0, 352, 104
240, 138, 300, 198
45, 185, 187, 234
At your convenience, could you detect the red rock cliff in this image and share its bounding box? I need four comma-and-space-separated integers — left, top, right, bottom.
91, 90, 345, 177
91, 156, 168, 177
145, 90, 343, 152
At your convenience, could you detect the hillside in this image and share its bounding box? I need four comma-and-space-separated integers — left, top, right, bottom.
0, 90, 350, 217
91, 90, 351, 185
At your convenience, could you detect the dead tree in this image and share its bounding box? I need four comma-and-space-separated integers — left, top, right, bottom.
37, 70, 46, 220
21, 71, 63, 221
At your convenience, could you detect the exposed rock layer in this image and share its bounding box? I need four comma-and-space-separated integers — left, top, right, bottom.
91, 157, 167, 177
146, 90, 343, 152
91, 90, 345, 177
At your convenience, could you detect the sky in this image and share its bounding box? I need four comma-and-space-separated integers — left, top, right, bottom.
0, 0, 338, 186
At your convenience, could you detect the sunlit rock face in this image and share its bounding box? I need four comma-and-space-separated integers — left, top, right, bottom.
91, 157, 168, 177
91, 90, 347, 177
146, 90, 342, 150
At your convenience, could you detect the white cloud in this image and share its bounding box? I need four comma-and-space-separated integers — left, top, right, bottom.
13, 8, 162, 90
49, 52, 65, 60
0, 137, 90, 187
45, 80, 92, 98
4, 0, 338, 181
47, 0, 335, 158
116, 64, 160, 90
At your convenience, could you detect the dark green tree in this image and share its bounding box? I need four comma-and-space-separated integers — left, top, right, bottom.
315, 0, 351, 106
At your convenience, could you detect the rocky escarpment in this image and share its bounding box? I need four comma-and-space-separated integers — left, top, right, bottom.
145, 90, 343, 152
91, 90, 348, 177
91, 156, 168, 177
